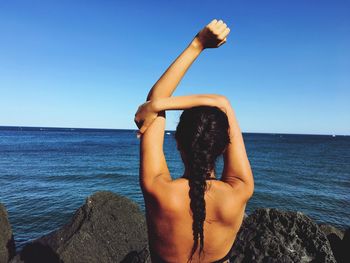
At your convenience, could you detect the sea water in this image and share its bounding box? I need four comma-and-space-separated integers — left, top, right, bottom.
0, 127, 349, 249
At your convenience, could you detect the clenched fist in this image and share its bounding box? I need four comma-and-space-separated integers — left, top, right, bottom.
192, 19, 230, 49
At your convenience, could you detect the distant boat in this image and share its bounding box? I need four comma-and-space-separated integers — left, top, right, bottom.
166, 132, 171, 135
332, 134, 336, 137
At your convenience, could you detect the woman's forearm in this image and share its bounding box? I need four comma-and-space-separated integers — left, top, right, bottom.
146, 19, 231, 102
146, 39, 203, 101
152, 94, 227, 112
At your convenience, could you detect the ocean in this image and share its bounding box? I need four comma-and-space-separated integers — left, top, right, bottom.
0, 126, 349, 249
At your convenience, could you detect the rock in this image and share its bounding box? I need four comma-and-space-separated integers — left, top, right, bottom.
10, 243, 61, 263
230, 208, 336, 263
319, 224, 345, 240
337, 227, 350, 263
319, 224, 346, 262
0, 203, 16, 263
120, 246, 151, 263
13, 191, 149, 263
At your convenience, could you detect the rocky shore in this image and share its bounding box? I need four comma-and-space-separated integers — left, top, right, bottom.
1, 191, 349, 263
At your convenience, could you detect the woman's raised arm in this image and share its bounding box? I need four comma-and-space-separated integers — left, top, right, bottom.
146, 19, 230, 101
138, 20, 230, 193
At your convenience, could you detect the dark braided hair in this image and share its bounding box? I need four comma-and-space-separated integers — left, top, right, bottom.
175, 106, 230, 262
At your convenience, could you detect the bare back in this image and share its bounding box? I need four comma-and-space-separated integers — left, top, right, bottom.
136, 19, 254, 263
144, 177, 247, 263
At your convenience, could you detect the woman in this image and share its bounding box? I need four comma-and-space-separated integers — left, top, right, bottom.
134, 19, 254, 263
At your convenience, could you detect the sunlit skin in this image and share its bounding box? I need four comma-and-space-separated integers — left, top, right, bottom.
135, 19, 254, 263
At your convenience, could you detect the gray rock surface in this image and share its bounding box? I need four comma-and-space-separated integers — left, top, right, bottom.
319, 224, 347, 262
120, 246, 151, 263
319, 224, 345, 240
0, 203, 15, 263
230, 208, 337, 263
337, 227, 350, 263
12, 191, 149, 263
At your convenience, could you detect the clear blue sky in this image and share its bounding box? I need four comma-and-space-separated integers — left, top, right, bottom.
0, 0, 349, 135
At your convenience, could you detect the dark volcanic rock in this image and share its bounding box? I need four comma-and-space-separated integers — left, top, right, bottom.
319, 224, 346, 262
120, 246, 150, 263
338, 227, 350, 263
230, 208, 336, 263
11, 242, 62, 263
319, 224, 344, 240
13, 191, 149, 263
0, 203, 15, 263
317, 226, 350, 263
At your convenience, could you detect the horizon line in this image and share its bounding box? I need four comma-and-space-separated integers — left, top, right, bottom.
0, 125, 348, 137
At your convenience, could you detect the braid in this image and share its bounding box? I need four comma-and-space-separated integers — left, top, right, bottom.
188, 131, 215, 261
175, 106, 230, 262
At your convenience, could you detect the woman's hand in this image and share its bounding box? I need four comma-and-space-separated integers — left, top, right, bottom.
191, 19, 231, 50
134, 100, 159, 134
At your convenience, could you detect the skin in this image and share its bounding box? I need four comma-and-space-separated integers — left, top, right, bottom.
134, 19, 254, 263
